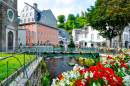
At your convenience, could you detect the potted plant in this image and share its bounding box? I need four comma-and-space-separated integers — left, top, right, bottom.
20, 43, 22, 46
26, 43, 28, 46
102, 43, 105, 47
32, 43, 35, 46
98, 43, 101, 47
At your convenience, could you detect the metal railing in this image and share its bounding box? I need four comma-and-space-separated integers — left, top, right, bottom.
0, 48, 37, 86
22, 47, 99, 53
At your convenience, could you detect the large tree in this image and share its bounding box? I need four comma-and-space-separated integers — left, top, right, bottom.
57, 15, 65, 23
87, 0, 130, 48
68, 14, 75, 20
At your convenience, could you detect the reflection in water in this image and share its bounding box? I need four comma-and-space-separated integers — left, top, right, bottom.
43, 56, 88, 85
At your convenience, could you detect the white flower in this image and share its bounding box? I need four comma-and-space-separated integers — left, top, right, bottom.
84, 72, 88, 79
90, 72, 94, 78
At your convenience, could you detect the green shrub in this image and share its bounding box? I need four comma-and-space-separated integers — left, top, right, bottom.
41, 63, 46, 69
20, 43, 22, 45
40, 70, 50, 86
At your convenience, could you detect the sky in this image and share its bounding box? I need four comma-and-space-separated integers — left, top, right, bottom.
18, 0, 96, 20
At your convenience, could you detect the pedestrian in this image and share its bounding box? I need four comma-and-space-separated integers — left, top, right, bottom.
65, 44, 67, 52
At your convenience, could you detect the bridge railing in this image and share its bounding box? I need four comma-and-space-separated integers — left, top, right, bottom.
21, 47, 99, 53
0, 48, 37, 86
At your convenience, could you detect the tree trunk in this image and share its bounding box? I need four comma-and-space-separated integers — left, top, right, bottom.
110, 39, 112, 47
119, 35, 122, 48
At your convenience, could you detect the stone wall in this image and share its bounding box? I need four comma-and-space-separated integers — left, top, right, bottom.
0, 0, 18, 48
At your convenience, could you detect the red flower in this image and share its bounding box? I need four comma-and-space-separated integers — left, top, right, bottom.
107, 56, 113, 60
79, 70, 84, 75
105, 62, 108, 64
84, 69, 87, 72
110, 62, 113, 64
114, 60, 116, 62
57, 75, 63, 80
127, 54, 129, 56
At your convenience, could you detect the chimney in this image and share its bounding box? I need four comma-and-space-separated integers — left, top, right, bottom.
33, 3, 37, 8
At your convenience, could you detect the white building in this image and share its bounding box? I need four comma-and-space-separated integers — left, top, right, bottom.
18, 28, 26, 46
72, 29, 82, 45
77, 25, 130, 49
78, 25, 107, 47
111, 25, 130, 49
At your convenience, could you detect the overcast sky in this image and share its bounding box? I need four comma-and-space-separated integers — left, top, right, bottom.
18, 0, 96, 20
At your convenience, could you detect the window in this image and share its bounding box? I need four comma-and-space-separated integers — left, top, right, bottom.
24, 19, 26, 23
21, 26, 23, 28
44, 33, 46, 37
47, 33, 49, 37
32, 25, 34, 28
30, 12, 32, 16
38, 25, 40, 29
48, 28, 49, 31
50, 28, 51, 32
52, 29, 53, 32
32, 38, 34, 43
50, 34, 51, 38
97, 34, 100, 39
45, 27, 46, 30
28, 38, 30, 43
91, 34, 94, 40
28, 18, 30, 22
21, 20, 22, 23
32, 18, 34, 21
42, 26, 43, 30
41, 39, 43, 43
129, 38, 130, 42
41, 32, 43, 37
28, 25, 30, 29
38, 31, 40, 36
38, 39, 40, 43
30, 7, 32, 10
52, 34, 53, 38
24, 26, 26, 29
26, 6, 28, 11
26, 13, 28, 17
52, 40, 53, 44
91, 28, 93, 31
32, 31, 34, 36
23, 14, 24, 17
44, 39, 46, 43
28, 31, 30, 36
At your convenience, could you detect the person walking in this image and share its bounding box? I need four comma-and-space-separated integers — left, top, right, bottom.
64, 44, 68, 52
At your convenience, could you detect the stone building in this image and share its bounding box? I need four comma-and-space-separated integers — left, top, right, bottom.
0, 0, 18, 50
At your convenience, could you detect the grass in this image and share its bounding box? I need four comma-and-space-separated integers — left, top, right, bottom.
0, 53, 35, 82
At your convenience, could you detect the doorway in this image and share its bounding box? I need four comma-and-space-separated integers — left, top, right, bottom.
8, 31, 13, 50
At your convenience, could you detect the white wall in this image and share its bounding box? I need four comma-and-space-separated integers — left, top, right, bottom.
18, 29, 26, 46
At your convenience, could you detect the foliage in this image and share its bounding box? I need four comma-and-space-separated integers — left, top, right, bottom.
26, 43, 28, 45
87, 0, 130, 48
41, 63, 46, 69
68, 14, 75, 20
57, 23, 64, 28
57, 15, 65, 23
20, 43, 22, 45
0, 54, 35, 81
68, 40, 75, 48
40, 70, 50, 86
102, 43, 105, 46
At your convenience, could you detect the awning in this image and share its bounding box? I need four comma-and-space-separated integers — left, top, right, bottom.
88, 40, 95, 43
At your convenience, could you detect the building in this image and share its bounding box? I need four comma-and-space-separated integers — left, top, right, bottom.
72, 29, 82, 45
18, 28, 26, 46
78, 25, 106, 47
111, 25, 130, 49
58, 28, 70, 46
19, 3, 58, 46
0, 0, 18, 50
77, 25, 130, 48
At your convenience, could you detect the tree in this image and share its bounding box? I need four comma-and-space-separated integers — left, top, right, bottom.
87, 0, 130, 48
57, 23, 64, 28
68, 39, 75, 48
76, 13, 79, 17
68, 14, 75, 20
57, 15, 65, 23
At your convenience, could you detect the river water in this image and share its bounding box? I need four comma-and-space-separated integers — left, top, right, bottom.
43, 56, 88, 85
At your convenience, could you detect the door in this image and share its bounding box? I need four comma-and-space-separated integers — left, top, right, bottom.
8, 31, 13, 50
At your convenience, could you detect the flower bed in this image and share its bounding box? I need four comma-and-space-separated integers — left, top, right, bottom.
51, 49, 130, 86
